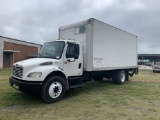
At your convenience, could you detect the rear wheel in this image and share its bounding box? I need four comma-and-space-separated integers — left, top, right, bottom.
116, 70, 126, 85
41, 76, 66, 103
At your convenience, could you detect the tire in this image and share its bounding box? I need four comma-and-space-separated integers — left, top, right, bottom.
116, 70, 126, 85
41, 76, 66, 103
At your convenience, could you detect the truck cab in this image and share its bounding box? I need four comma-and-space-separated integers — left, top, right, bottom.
10, 40, 83, 103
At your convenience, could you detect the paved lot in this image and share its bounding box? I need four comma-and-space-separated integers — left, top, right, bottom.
138, 65, 153, 70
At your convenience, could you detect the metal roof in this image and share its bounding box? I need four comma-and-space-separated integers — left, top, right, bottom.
138, 54, 160, 60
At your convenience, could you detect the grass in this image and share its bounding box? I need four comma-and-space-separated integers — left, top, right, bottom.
0, 69, 160, 120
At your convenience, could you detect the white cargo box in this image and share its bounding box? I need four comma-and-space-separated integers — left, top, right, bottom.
59, 18, 138, 71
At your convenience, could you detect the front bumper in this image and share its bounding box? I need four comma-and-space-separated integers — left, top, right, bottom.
9, 77, 42, 94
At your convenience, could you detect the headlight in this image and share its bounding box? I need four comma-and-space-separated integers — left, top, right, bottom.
27, 72, 42, 78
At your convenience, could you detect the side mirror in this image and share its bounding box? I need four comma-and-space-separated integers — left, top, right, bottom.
67, 58, 75, 62
74, 54, 79, 59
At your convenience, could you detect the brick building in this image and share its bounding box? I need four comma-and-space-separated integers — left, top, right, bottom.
0, 36, 41, 68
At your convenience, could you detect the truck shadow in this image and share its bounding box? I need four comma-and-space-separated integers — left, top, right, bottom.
4, 79, 120, 105
64, 79, 114, 99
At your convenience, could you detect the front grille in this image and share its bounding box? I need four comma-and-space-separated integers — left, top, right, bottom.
13, 66, 23, 78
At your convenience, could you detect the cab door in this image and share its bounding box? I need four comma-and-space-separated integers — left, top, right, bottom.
63, 42, 83, 76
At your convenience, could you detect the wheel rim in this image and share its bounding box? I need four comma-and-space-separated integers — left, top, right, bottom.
120, 72, 125, 82
48, 82, 62, 98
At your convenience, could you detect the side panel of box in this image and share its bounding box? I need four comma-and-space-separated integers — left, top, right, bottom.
92, 21, 137, 70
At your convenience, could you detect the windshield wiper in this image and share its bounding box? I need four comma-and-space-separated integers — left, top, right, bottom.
45, 53, 53, 57
38, 53, 42, 57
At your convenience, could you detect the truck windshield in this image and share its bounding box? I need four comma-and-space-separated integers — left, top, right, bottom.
38, 41, 65, 59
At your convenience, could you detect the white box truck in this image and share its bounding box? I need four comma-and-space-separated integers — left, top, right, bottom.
10, 18, 138, 103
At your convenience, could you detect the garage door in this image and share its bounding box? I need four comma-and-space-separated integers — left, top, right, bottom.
3, 52, 13, 68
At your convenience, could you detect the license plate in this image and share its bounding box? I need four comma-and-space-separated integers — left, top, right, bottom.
13, 84, 19, 90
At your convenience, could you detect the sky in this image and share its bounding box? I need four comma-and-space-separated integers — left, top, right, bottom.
0, 0, 160, 54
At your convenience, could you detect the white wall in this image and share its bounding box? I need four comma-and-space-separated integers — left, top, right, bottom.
0, 38, 4, 68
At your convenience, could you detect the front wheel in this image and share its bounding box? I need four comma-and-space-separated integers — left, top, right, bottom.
41, 76, 66, 103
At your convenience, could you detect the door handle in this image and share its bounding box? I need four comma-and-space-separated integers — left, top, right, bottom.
79, 63, 81, 69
